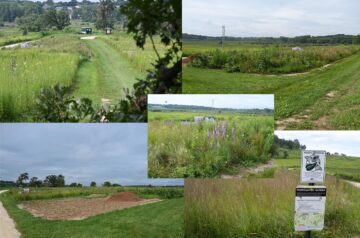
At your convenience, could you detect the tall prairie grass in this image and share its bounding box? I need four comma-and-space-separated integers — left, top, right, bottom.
148, 112, 274, 178
185, 170, 360, 238
188, 45, 360, 74
0, 49, 80, 121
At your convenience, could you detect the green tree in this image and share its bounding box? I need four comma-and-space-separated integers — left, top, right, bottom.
29, 177, 43, 187
90, 181, 97, 187
103, 181, 111, 187
44, 10, 70, 30
95, 0, 114, 29
16, 172, 29, 186
44, 174, 65, 187
17, 14, 45, 35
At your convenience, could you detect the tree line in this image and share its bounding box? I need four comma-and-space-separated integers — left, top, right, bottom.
274, 135, 306, 150
183, 33, 360, 45
0, 172, 121, 188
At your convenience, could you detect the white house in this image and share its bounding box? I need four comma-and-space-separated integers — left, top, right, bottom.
194, 116, 204, 123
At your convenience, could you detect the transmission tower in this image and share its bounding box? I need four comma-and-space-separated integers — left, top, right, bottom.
221, 25, 225, 47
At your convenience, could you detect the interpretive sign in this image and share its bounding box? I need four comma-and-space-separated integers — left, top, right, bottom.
294, 186, 326, 231
301, 150, 326, 183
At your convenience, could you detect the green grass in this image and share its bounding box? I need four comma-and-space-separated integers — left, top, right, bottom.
0, 25, 160, 120
183, 52, 360, 129
275, 151, 360, 182
0, 187, 184, 238
99, 32, 165, 74
185, 170, 360, 238
72, 37, 142, 106
0, 25, 42, 46
148, 111, 274, 178
0, 49, 81, 121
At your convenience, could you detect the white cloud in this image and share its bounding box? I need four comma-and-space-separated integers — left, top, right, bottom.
275, 131, 360, 157
183, 0, 360, 37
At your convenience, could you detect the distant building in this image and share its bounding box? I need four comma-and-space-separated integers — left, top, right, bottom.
194, 116, 204, 123
292, 46, 303, 51
105, 27, 112, 35
42, 3, 51, 10
205, 116, 215, 122
194, 116, 215, 123
55, 6, 65, 11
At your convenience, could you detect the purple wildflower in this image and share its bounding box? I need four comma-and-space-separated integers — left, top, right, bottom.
208, 129, 211, 139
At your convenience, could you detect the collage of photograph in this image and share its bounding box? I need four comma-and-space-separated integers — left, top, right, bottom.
0, 0, 359, 237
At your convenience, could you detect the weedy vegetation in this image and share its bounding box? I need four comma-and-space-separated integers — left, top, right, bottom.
148, 111, 274, 178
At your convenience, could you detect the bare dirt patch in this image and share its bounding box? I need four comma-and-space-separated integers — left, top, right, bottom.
19, 192, 161, 220
221, 160, 275, 179
81, 36, 96, 40
326, 91, 337, 98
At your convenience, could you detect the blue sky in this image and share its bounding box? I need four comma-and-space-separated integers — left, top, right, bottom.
275, 131, 360, 157
183, 0, 360, 37
0, 124, 183, 186
148, 94, 274, 109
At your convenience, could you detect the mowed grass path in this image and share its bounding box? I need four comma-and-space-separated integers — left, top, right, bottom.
73, 38, 142, 106
183, 52, 360, 129
0, 194, 183, 238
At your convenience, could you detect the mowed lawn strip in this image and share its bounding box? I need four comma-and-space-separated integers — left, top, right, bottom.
73, 38, 142, 106
0, 192, 183, 238
183, 52, 360, 129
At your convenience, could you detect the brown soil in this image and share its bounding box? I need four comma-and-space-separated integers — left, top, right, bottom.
107, 192, 141, 202
19, 192, 161, 220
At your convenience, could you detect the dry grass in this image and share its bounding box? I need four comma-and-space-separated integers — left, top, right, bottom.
185, 170, 360, 238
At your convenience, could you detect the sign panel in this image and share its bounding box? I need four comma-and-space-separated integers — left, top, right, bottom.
301, 150, 326, 183
294, 186, 326, 231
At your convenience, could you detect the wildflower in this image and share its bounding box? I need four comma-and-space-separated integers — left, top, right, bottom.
208, 129, 211, 139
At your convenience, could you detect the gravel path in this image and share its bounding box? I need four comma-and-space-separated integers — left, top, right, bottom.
0, 190, 21, 238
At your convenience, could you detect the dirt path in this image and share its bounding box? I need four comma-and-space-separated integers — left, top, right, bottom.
275, 53, 360, 130
221, 160, 275, 179
0, 190, 21, 238
73, 37, 142, 106
347, 181, 360, 188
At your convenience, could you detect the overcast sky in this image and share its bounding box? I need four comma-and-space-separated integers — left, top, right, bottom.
275, 131, 360, 157
183, 0, 360, 37
0, 124, 183, 186
149, 94, 274, 109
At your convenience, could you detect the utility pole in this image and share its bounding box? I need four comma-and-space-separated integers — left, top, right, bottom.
221, 25, 225, 47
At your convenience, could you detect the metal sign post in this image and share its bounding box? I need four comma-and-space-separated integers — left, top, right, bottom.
295, 150, 327, 238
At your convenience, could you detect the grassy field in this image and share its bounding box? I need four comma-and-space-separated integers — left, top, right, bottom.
185, 170, 360, 238
275, 149, 360, 182
0, 48, 81, 121
183, 50, 360, 129
0, 23, 160, 121
184, 41, 360, 74
148, 111, 274, 178
0, 187, 184, 238
0, 24, 42, 46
